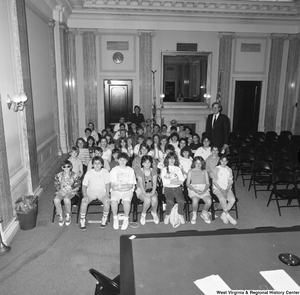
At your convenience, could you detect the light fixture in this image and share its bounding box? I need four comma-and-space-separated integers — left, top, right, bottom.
7, 93, 28, 112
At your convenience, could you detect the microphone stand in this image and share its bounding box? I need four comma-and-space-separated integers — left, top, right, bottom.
0, 217, 11, 256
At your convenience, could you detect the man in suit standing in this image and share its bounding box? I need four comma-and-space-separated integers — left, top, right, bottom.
205, 102, 230, 153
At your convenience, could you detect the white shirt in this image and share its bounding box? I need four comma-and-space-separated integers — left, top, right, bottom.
194, 147, 212, 161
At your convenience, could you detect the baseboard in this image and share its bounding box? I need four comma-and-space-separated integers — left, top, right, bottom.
1, 218, 19, 245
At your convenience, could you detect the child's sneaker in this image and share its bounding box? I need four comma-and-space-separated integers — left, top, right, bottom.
151, 211, 159, 224
200, 212, 211, 224
121, 217, 129, 230
113, 216, 119, 230
58, 215, 64, 226
164, 214, 170, 225
226, 213, 237, 225
191, 212, 197, 225
178, 214, 185, 224
100, 216, 107, 228
220, 212, 229, 224
79, 218, 86, 231
65, 214, 71, 226
140, 213, 146, 225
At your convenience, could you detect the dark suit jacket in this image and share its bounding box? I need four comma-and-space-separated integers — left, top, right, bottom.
205, 113, 230, 151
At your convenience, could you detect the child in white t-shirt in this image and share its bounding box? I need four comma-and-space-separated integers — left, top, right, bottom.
212, 155, 237, 225
110, 152, 136, 230
79, 156, 110, 231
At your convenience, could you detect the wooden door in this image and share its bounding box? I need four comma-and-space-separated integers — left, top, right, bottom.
104, 80, 133, 127
233, 81, 262, 135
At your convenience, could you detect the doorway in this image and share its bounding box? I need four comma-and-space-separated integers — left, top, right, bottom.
233, 81, 262, 135
103, 79, 133, 127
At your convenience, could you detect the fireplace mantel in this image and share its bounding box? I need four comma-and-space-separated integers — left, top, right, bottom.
157, 102, 212, 135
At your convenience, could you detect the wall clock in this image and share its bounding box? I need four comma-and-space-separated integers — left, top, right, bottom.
113, 52, 124, 64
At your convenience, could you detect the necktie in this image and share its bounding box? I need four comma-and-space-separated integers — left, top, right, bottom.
213, 115, 216, 129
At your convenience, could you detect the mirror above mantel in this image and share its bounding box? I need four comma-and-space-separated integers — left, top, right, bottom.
162, 51, 211, 103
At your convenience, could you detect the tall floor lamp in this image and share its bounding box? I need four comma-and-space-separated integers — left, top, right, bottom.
0, 217, 11, 256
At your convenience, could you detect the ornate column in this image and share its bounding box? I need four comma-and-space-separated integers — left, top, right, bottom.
138, 31, 155, 120
53, 5, 67, 153
48, 19, 61, 153
82, 31, 98, 128
281, 34, 300, 131
69, 29, 79, 144
264, 34, 287, 132
217, 33, 234, 115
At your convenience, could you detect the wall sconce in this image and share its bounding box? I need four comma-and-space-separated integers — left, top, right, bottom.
7, 93, 28, 112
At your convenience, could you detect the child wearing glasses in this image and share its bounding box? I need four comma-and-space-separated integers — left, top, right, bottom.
110, 153, 136, 230
79, 156, 111, 231
54, 160, 81, 226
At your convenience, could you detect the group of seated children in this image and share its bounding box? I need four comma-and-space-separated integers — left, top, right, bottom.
53, 119, 237, 230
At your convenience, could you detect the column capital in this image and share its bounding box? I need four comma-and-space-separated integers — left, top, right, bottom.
270, 34, 289, 40
218, 32, 235, 39
288, 34, 300, 41
48, 19, 55, 28
69, 29, 79, 36
137, 30, 156, 37
59, 22, 68, 33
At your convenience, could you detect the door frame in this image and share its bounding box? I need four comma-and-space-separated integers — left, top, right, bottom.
229, 77, 267, 132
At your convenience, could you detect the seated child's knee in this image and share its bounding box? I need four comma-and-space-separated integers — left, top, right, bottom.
82, 196, 89, 204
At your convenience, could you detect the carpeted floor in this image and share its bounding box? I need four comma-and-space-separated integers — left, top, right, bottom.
0, 155, 299, 295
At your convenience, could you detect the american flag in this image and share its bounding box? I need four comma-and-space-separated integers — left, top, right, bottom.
151, 70, 157, 126
216, 70, 223, 104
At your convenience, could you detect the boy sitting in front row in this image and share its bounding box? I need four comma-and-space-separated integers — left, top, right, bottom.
79, 156, 110, 231
211, 155, 237, 225
110, 152, 136, 230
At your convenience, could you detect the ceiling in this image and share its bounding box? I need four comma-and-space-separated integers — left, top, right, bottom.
27, 0, 300, 31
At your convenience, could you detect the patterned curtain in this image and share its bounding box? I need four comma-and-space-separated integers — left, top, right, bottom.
82, 31, 98, 131
138, 32, 153, 121
217, 33, 234, 115
264, 34, 286, 132
281, 35, 300, 131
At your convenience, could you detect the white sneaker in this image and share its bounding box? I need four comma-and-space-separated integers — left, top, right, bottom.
140, 213, 146, 225
79, 218, 86, 231
151, 211, 159, 224
58, 215, 64, 226
100, 216, 107, 228
220, 212, 229, 224
200, 212, 211, 224
121, 217, 129, 230
226, 213, 237, 225
65, 214, 71, 226
178, 214, 185, 224
164, 214, 170, 225
113, 216, 119, 230
191, 212, 197, 225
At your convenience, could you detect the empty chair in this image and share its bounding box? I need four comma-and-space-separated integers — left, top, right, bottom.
227, 146, 239, 171
265, 131, 278, 142
271, 143, 288, 153
257, 151, 273, 164
233, 139, 247, 153
240, 145, 255, 154
272, 160, 292, 174
89, 268, 120, 295
248, 160, 272, 199
291, 135, 300, 146
291, 161, 300, 174
273, 151, 290, 162
236, 152, 255, 187
277, 135, 291, 147
254, 144, 270, 155
229, 132, 239, 145
280, 130, 293, 139
252, 131, 266, 143
267, 171, 300, 216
